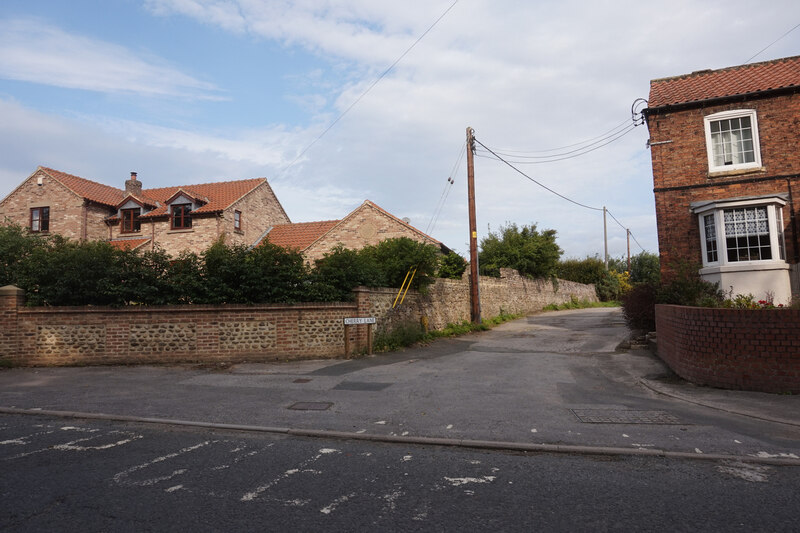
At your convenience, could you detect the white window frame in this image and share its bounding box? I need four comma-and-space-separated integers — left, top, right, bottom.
703, 109, 762, 173
692, 196, 787, 270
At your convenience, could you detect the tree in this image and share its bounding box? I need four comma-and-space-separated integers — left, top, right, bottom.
437, 251, 467, 280
479, 223, 562, 278
629, 251, 660, 285
361, 237, 440, 290
311, 245, 385, 301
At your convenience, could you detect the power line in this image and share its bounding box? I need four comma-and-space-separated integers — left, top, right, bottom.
475, 123, 638, 164
488, 118, 632, 156
744, 22, 800, 64
473, 137, 603, 212
474, 135, 649, 253
424, 141, 465, 236
277, 0, 460, 177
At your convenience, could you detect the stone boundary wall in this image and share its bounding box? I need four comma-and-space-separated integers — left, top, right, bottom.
655, 304, 800, 393
0, 270, 596, 366
0, 285, 365, 366
357, 269, 598, 334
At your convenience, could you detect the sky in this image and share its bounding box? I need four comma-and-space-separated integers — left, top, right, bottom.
1, 1, 799, 261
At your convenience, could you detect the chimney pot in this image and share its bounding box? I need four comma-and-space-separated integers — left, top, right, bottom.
125, 171, 142, 196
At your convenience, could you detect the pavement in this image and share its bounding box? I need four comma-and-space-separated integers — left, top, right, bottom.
2, 307, 800, 465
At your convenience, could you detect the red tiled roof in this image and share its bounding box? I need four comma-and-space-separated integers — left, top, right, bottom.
36, 167, 270, 218
265, 220, 340, 251
108, 238, 150, 251
140, 178, 267, 218
648, 55, 800, 108
41, 167, 124, 207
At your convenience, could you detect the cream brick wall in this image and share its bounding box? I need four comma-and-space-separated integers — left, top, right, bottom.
0, 169, 102, 240
224, 181, 290, 248
305, 202, 438, 262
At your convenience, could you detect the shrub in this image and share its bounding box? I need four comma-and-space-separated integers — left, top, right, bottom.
479, 223, 562, 279
621, 283, 657, 331
556, 256, 605, 285
311, 245, 385, 301
438, 251, 468, 279
657, 260, 723, 307
361, 237, 440, 291
595, 269, 631, 302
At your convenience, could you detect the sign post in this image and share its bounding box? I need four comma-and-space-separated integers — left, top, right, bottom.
343, 317, 376, 356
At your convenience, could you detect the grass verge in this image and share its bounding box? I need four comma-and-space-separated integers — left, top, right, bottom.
543, 296, 619, 311
373, 310, 524, 352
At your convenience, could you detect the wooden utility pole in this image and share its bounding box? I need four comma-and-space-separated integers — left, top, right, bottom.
603, 206, 609, 270
466, 127, 481, 323
626, 228, 631, 273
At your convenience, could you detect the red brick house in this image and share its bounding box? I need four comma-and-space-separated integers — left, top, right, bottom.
0, 166, 290, 256
264, 200, 448, 262
643, 55, 800, 304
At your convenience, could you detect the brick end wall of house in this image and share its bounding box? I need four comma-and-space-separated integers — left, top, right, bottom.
647, 93, 800, 276
655, 304, 800, 393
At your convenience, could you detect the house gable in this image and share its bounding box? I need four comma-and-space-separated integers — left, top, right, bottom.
301, 200, 444, 263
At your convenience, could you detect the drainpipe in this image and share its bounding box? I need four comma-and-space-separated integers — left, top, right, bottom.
788, 179, 799, 263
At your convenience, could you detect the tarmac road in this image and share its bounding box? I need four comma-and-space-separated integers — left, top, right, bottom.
1, 307, 799, 461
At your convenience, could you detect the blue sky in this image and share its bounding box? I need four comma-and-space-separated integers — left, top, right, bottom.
1, 1, 799, 260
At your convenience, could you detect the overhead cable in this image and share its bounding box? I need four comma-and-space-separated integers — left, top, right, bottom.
475, 135, 648, 252
488, 119, 633, 157
475, 123, 638, 164
744, 22, 800, 64
473, 137, 603, 212
276, 0, 461, 177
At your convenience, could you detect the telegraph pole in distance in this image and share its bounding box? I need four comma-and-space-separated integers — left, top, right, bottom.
603, 206, 609, 270
466, 127, 481, 324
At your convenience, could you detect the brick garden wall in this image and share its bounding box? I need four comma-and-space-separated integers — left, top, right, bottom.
0, 284, 362, 367
655, 304, 800, 393
0, 270, 596, 367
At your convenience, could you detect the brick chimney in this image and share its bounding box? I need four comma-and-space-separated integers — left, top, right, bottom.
125, 171, 142, 197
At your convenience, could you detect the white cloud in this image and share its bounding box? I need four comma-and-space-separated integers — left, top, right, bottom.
6, 0, 800, 260
0, 18, 224, 100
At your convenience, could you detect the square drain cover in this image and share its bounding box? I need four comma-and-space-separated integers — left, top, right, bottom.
289, 402, 332, 411
571, 409, 682, 424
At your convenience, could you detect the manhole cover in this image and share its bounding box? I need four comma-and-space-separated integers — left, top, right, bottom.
333, 381, 393, 391
288, 402, 333, 411
571, 409, 682, 424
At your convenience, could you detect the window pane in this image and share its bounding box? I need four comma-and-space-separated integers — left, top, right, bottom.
723, 207, 770, 261
709, 115, 755, 168
704, 214, 718, 263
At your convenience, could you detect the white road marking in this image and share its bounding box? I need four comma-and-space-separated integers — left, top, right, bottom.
374, 421, 387, 425
717, 462, 770, 483
241, 448, 340, 502
444, 476, 496, 487
320, 492, 356, 515
751, 451, 799, 459
165, 485, 184, 493
113, 441, 214, 486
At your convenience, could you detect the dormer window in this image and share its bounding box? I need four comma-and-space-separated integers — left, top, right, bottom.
704, 110, 762, 173
121, 208, 141, 233
172, 203, 192, 229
